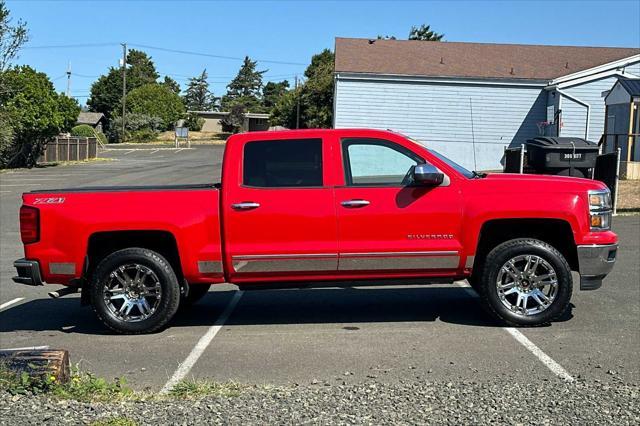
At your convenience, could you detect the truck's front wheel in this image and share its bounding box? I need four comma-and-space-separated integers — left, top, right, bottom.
479, 239, 573, 326
89, 248, 181, 334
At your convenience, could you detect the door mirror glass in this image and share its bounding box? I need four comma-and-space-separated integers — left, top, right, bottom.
413, 163, 444, 186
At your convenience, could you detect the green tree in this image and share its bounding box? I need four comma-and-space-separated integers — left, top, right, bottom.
0, 66, 80, 168
269, 49, 334, 129
184, 69, 216, 111
161, 76, 181, 95
221, 103, 246, 133
0, 0, 28, 73
262, 80, 289, 110
123, 83, 185, 130
376, 35, 397, 40
301, 49, 334, 128
269, 88, 299, 129
408, 24, 444, 41
87, 49, 159, 120
221, 56, 266, 112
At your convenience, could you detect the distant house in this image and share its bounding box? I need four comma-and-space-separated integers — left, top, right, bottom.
76, 112, 107, 133
603, 77, 640, 178
333, 38, 640, 170
188, 111, 270, 132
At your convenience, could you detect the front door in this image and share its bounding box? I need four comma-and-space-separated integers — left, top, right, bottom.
224, 137, 338, 278
335, 137, 463, 273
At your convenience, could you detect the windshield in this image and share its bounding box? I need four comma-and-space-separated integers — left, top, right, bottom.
427, 149, 475, 179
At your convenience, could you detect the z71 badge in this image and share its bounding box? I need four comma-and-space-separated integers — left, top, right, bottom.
34, 197, 65, 205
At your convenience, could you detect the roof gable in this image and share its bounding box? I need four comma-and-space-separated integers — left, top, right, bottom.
335, 38, 639, 81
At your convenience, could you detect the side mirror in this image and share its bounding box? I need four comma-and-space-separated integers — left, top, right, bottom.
413, 163, 444, 186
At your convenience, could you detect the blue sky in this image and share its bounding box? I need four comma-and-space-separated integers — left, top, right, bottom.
7, 0, 640, 104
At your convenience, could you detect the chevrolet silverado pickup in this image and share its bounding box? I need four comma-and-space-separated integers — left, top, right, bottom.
13, 129, 618, 334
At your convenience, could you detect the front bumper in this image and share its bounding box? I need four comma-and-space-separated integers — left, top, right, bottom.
12, 258, 44, 286
577, 244, 617, 290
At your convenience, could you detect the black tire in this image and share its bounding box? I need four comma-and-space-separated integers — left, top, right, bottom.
478, 238, 573, 326
89, 248, 181, 334
180, 284, 212, 308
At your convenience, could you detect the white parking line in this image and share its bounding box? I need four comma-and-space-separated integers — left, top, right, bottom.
124, 150, 135, 155
454, 281, 574, 382
0, 184, 42, 187
0, 298, 25, 311
151, 149, 160, 154
160, 290, 244, 394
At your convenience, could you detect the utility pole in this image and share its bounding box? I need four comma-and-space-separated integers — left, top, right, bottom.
295, 75, 300, 129
65, 62, 71, 97
121, 43, 127, 142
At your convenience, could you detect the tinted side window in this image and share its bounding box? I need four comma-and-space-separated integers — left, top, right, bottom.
342, 138, 422, 186
243, 139, 323, 187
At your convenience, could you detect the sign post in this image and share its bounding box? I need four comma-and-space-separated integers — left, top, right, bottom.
174, 127, 189, 148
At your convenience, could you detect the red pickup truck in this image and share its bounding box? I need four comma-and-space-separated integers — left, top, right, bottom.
13, 129, 618, 334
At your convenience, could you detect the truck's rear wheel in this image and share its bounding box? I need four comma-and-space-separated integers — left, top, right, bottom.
479, 239, 572, 326
90, 248, 180, 334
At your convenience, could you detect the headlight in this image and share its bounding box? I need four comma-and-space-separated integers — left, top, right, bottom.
588, 189, 612, 231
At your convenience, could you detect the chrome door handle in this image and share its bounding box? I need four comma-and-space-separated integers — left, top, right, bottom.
231, 202, 260, 210
341, 199, 370, 208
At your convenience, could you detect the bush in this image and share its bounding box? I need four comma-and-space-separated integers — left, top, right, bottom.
125, 84, 185, 130
71, 124, 96, 137
184, 113, 205, 131
0, 66, 80, 168
71, 124, 108, 145
108, 113, 163, 143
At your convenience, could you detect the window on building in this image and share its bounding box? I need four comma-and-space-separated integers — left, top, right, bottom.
243, 139, 323, 187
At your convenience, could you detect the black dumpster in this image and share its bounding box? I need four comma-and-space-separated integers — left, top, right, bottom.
525, 137, 599, 178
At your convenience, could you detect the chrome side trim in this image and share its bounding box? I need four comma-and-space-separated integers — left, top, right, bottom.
232, 253, 338, 273
465, 255, 475, 269
49, 262, 75, 275
233, 253, 338, 260
339, 255, 459, 271
197, 260, 223, 274
341, 251, 458, 258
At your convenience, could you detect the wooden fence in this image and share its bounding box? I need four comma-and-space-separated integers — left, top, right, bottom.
39, 137, 98, 163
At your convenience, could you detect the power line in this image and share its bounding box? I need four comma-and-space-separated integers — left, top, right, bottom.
128, 43, 307, 66
22, 42, 120, 49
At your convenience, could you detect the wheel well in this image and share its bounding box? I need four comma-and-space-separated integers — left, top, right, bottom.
474, 219, 578, 272
85, 231, 182, 281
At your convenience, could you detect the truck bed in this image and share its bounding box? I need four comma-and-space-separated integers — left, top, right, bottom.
29, 183, 220, 193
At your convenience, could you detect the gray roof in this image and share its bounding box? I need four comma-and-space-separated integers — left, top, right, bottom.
77, 112, 105, 125
618, 77, 640, 96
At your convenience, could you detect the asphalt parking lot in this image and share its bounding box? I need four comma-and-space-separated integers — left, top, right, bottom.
0, 145, 638, 393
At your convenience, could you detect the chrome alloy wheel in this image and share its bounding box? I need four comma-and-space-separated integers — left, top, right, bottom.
102, 263, 162, 322
496, 254, 558, 316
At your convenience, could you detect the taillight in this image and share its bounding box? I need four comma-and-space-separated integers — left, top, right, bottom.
20, 205, 39, 244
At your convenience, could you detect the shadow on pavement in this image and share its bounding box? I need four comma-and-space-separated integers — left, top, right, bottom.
0, 286, 573, 335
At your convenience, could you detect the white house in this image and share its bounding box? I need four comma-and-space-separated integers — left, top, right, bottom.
333, 38, 640, 171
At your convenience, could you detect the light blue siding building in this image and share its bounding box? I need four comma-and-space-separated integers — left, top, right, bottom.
334, 38, 639, 171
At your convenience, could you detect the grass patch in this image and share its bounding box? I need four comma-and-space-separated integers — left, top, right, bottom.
1, 364, 251, 402
91, 417, 138, 426
168, 379, 245, 399
0, 364, 132, 402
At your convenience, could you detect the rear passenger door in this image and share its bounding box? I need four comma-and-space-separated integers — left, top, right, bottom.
224, 137, 338, 278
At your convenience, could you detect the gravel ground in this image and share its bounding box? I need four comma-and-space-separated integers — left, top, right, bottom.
1, 378, 638, 425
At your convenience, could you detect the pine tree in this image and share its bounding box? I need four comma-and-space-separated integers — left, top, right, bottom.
184, 69, 216, 111
408, 24, 444, 41
221, 56, 266, 112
